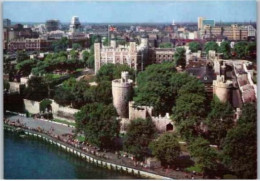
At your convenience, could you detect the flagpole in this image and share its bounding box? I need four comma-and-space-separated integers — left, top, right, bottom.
108, 25, 110, 46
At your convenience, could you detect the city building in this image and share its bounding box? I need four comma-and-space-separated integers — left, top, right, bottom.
198, 17, 215, 30
6, 24, 39, 41
198, 17, 205, 30
200, 24, 256, 41
7, 38, 52, 51
3, 19, 11, 28
45, 19, 61, 32
94, 34, 176, 74
69, 16, 82, 34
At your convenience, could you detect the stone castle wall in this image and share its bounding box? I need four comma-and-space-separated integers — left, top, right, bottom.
23, 99, 79, 122
128, 101, 174, 133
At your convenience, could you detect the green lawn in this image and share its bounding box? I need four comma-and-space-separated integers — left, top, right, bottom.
77, 135, 85, 142
185, 165, 203, 173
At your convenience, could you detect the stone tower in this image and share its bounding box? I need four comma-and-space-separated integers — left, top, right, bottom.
129, 38, 137, 70
112, 71, 133, 118
140, 34, 149, 48
110, 34, 117, 48
213, 75, 233, 103
94, 38, 101, 74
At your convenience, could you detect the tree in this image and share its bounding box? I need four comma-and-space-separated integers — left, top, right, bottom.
189, 41, 201, 53
52, 37, 69, 52
188, 137, 218, 175
218, 41, 231, 59
40, 99, 52, 113
172, 93, 206, 124
123, 118, 156, 161
246, 41, 256, 60
4, 80, 10, 91
221, 103, 257, 179
172, 93, 206, 141
204, 96, 234, 145
86, 55, 94, 69
89, 81, 112, 104
233, 41, 248, 59
96, 63, 135, 82
72, 43, 82, 50
174, 47, 186, 68
134, 62, 176, 115
71, 79, 90, 108
16, 50, 29, 63
53, 86, 74, 106
204, 41, 219, 54
75, 103, 120, 150
25, 76, 48, 101
15, 59, 38, 76
82, 50, 90, 60
69, 50, 78, 60
149, 132, 180, 166
43, 74, 62, 98
159, 42, 172, 48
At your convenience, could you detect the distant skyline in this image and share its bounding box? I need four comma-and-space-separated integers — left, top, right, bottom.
3, 1, 257, 23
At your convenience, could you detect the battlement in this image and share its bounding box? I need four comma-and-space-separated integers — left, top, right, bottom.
213, 75, 233, 88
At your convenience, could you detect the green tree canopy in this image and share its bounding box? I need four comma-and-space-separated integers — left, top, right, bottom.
221, 103, 257, 179
246, 41, 256, 60
123, 118, 156, 161
75, 103, 120, 150
86, 55, 94, 69
15, 59, 38, 76
96, 63, 135, 82
189, 41, 201, 53
233, 41, 248, 59
204, 96, 234, 145
134, 62, 176, 115
149, 132, 180, 166
174, 48, 186, 68
72, 43, 82, 50
159, 42, 173, 48
188, 137, 218, 174
16, 50, 29, 63
204, 41, 219, 54
218, 41, 231, 59
52, 37, 69, 52
25, 76, 48, 101
4, 80, 10, 91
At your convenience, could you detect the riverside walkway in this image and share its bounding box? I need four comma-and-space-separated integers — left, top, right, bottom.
4, 114, 202, 179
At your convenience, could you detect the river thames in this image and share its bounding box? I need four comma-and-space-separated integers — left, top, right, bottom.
4, 130, 139, 179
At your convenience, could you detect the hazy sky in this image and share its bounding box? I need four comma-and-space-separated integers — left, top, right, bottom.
3, 1, 257, 23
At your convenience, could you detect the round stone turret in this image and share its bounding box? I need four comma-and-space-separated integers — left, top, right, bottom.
112, 71, 133, 118
213, 75, 233, 103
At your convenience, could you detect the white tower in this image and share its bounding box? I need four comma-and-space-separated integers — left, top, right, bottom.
112, 72, 133, 118
69, 16, 82, 33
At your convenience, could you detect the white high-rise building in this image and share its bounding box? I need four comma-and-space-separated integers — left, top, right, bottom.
69, 16, 82, 33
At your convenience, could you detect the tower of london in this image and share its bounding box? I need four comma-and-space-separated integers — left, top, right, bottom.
94, 34, 174, 74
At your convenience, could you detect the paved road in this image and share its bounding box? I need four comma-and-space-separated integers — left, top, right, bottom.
5, 115, 74, 136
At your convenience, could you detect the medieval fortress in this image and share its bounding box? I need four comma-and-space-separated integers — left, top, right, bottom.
94, 34, 149, 74
93, 38, 257, 133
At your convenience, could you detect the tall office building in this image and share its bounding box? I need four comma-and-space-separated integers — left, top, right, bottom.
198, 17, 205, 30
45, 19, 61, 32
3, 19, 11, 28
69, 16, 82, 33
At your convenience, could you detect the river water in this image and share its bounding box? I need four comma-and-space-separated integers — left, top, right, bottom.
4, 130, 140, 179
